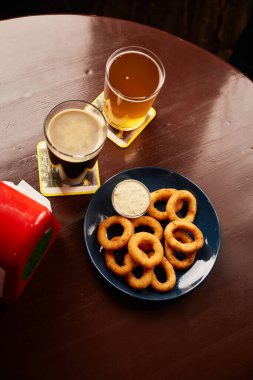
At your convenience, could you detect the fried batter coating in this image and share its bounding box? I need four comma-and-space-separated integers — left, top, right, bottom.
128, 232, 163, 268
126, 265, 153, 289
147, 188, 182, 221
166, 190, 197, 222
164, 220, 204, 253
164, 230, 196, 269
151, 257, 176, 292
97, 215, 134, 250
104, 238, 134, 276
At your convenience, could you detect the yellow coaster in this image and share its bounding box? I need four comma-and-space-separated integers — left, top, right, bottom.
92, 92, 156, 148
37, 141, 101, 196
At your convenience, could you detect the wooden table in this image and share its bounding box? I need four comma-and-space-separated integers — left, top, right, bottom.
0, 15, 252, 380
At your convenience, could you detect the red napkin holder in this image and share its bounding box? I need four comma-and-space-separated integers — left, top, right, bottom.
0, 181, 60, 303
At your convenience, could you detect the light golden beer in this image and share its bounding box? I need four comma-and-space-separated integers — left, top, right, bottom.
104, 47, 165, 131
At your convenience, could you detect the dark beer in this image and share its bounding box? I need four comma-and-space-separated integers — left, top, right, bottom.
44, 102, 107, 185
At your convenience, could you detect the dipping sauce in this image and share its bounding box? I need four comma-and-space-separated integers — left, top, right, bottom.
112, 179, 150, 218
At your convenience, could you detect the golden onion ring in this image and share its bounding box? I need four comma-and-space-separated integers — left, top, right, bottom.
126, 265, 153, 289
128, 232, 164, 268
97, 215, 134, 250
104, 237, 135, 276
147, 188, 182, 221
164, 220, 204, 253
151, 257, 176, 292
166, 189, 197, 222
164, 230, 196, 269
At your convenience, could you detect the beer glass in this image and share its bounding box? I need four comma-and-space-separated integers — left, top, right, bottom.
44, 100, 107, 186
104, 46, 165, 131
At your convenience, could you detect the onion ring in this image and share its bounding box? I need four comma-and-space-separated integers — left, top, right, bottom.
104, 237, 135, 276
164, 220, 204, 253
166, 190, 197, 222
131, 216, 163, 240
151, 257, 176, 292
97, 215, 134, 250
126, 265, 153, 289
147, 188, 183, 221
131, 215, 163, 251
164, 230, 196, 269
128, 232, 164, 268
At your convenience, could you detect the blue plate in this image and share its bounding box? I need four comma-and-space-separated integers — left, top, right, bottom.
84, 167, 220, 301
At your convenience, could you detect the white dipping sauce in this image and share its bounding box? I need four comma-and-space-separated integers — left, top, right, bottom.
112, 179, 150, 218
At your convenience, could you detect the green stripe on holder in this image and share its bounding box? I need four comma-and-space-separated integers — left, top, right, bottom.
22, 228, 53, 280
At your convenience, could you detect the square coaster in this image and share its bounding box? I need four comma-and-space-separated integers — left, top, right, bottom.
37, 141, 100, 197
92, 92, 156, 148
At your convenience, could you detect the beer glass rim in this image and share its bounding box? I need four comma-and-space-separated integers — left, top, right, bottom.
105, 46, 165, 102
43, 100, 108, 160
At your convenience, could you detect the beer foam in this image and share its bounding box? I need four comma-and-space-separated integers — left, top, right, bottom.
47, 109, 104, 161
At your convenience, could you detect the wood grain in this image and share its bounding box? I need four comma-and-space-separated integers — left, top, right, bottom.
0, 15, 252, 380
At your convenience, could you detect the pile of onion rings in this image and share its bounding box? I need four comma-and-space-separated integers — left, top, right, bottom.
96, 188, 205, 293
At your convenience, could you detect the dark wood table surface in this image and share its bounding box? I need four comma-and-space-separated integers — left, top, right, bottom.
0, 15, 252, 380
